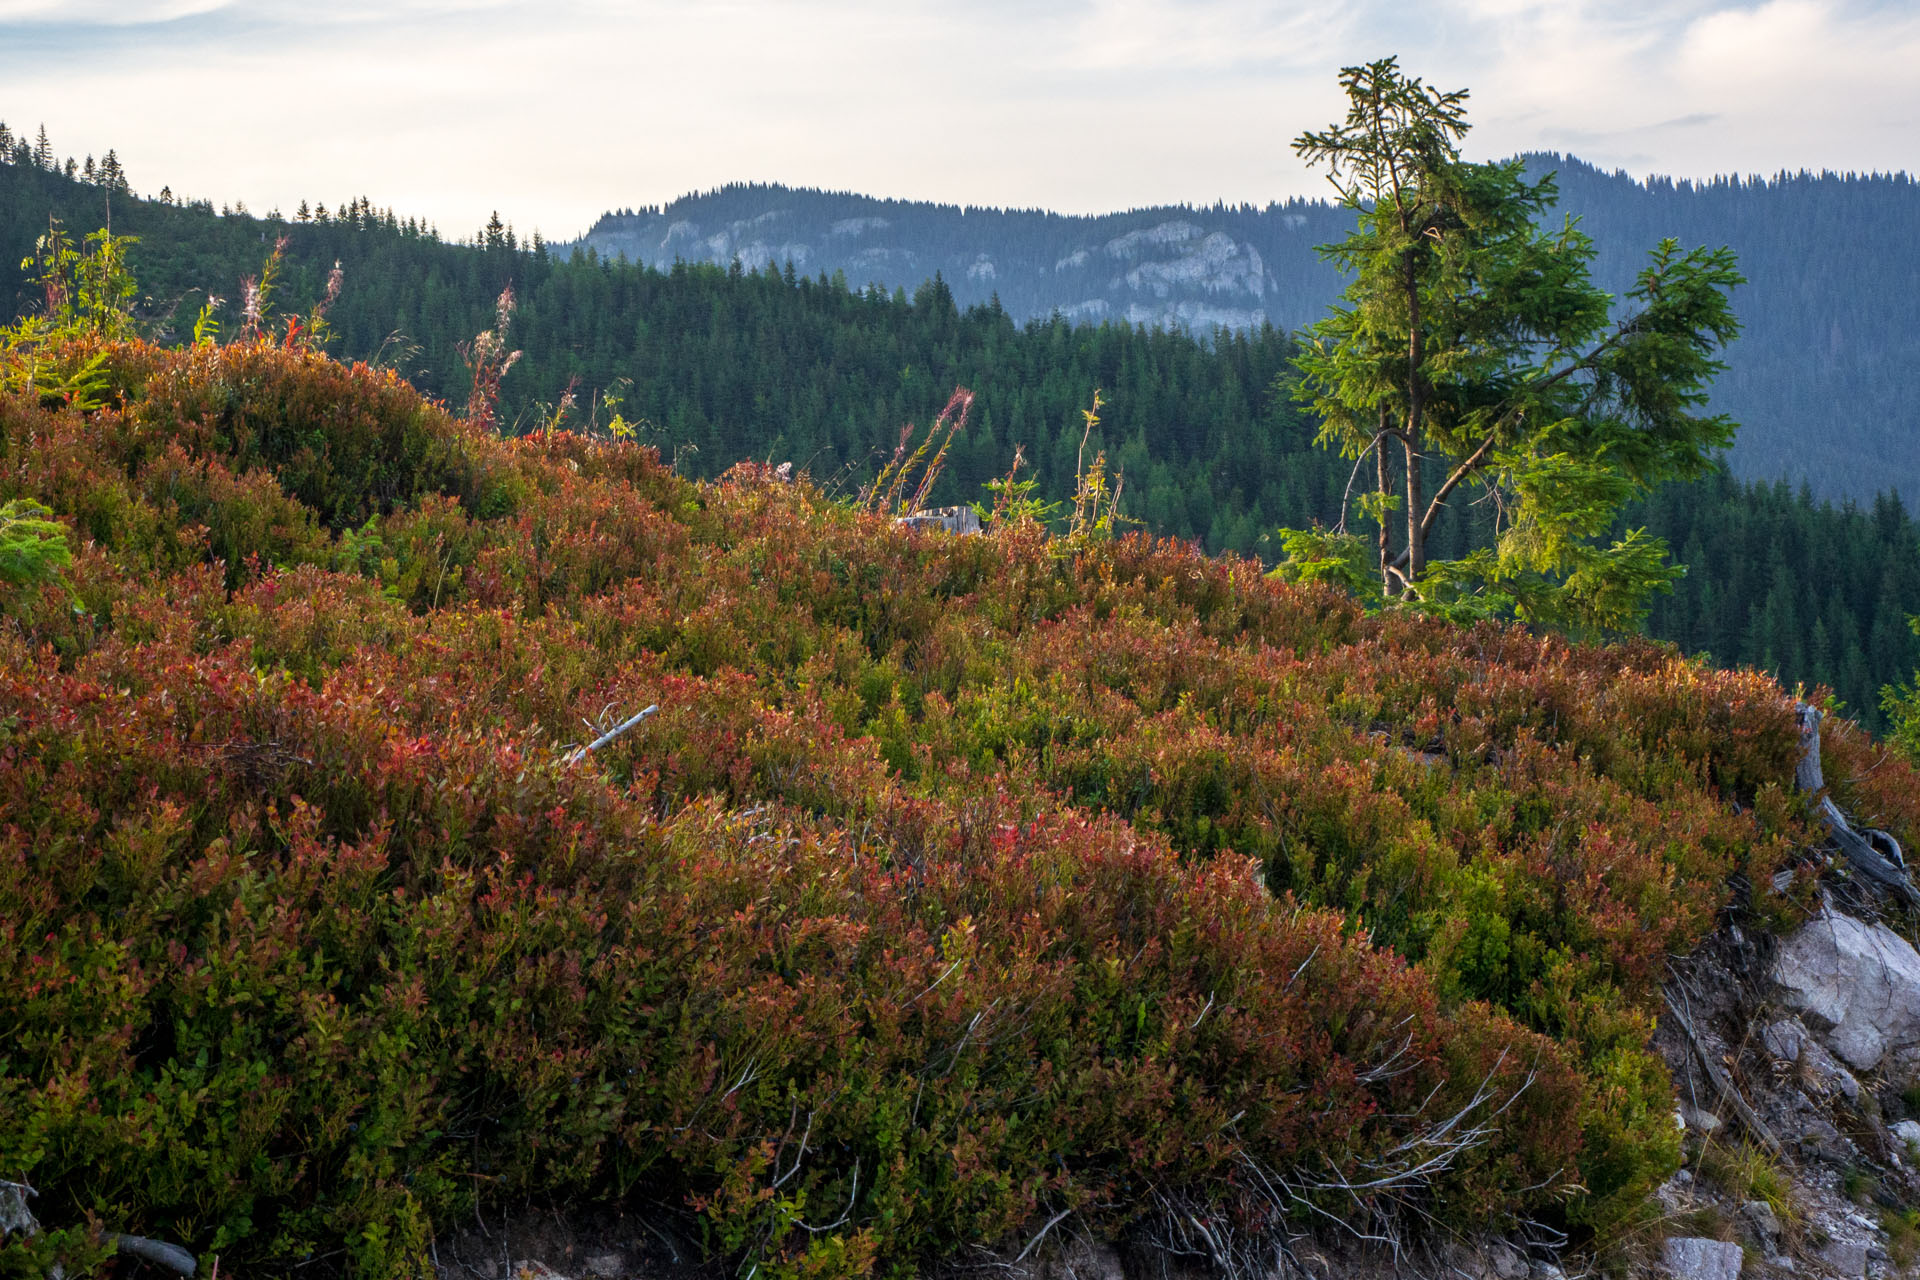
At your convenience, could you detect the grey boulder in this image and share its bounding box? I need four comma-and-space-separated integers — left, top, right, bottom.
1773, 910, 1920, 1071
1664, 1237, 1745, 1280
1817, 1239, 1870, 1278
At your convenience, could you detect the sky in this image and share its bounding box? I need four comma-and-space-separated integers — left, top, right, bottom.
1, 0, 1915, 241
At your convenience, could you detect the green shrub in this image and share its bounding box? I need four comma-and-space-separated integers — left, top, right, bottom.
0, 498, 71, 589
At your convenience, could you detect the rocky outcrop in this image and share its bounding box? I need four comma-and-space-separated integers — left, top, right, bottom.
1663, 1236, 1745, 1280
1774, 910, 1920, 1073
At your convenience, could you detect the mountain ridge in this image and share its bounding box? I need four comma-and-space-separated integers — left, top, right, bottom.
559, 156, 1920, 506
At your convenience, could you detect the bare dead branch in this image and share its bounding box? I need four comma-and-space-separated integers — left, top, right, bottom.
563, 703, 659, 767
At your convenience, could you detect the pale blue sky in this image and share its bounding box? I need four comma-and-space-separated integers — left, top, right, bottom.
1, 0, 1914, 240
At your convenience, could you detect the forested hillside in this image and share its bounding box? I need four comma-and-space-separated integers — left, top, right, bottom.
1536, 157, 1920, 508
566, 159, 1920, 508
1, 131, 1916, 728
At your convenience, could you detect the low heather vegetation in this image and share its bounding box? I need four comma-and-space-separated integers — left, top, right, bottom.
2, 335, 1916, 1277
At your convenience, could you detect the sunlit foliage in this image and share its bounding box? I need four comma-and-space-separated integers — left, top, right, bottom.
0, 331, 1908, 1276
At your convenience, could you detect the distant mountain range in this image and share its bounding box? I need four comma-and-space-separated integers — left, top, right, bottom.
559, 156, 1920, 507
560, 188, 1342, 334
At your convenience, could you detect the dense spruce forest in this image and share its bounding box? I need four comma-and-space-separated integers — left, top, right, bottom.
1, 126, 1916, 728
565, 158, 1920, 509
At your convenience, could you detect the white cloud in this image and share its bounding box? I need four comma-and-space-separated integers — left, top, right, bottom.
1447, 0, 1920, 175
1050, 0, 1353, 72
0, 0, 1913, 238
0, 0, 228, 21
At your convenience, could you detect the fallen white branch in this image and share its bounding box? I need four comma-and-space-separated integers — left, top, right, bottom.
564, 704, 659, 767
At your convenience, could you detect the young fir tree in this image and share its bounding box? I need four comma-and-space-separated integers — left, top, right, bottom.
1276, 58, 1743, 635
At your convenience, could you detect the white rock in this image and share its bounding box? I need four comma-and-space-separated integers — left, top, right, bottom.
1892, 1119, 1920, 1152
583, 1254, 626, 1279
1773, 910, 1920, 1070
1664, 1236, 1744, 1280
513, 1262, 572, 1280
1817, 1239, 1869, 1278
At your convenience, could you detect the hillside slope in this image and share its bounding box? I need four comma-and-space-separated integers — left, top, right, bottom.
2, 153, 1918, 733
4, 332, 1918, 1276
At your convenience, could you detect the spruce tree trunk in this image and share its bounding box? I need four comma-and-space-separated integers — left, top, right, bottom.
1405, 431, 1425, 588
1377, 411, 1395, 594
1403, 251, 1426, 592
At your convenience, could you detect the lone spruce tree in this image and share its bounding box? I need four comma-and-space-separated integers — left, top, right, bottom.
1277, 58, 1743, 633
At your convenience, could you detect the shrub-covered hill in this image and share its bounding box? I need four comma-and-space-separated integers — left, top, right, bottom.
7, 157, 1920, 736
3, 338, 1917, 1279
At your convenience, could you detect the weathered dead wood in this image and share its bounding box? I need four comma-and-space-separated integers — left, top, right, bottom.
0, 1189, 197, 1278
564, 704, 659, 767
113, 1233, 198, 1276
1795, 703, 1917, 907
1661, 986, 1783, 1157
0, 1180, 36, 1238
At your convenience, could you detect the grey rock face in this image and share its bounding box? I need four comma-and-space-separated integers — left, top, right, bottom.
1762, 1018, 1810, 1063
1488, 1241, 1529, 1280
1816, 1239, 1869, 1278
1773, 910, 1920, 1071
1892, 1118, 1920, 1152
1663, 1236, 1745, 1280
1742, 1200, 1783, 1248
1763, 1016, 1862, 1101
